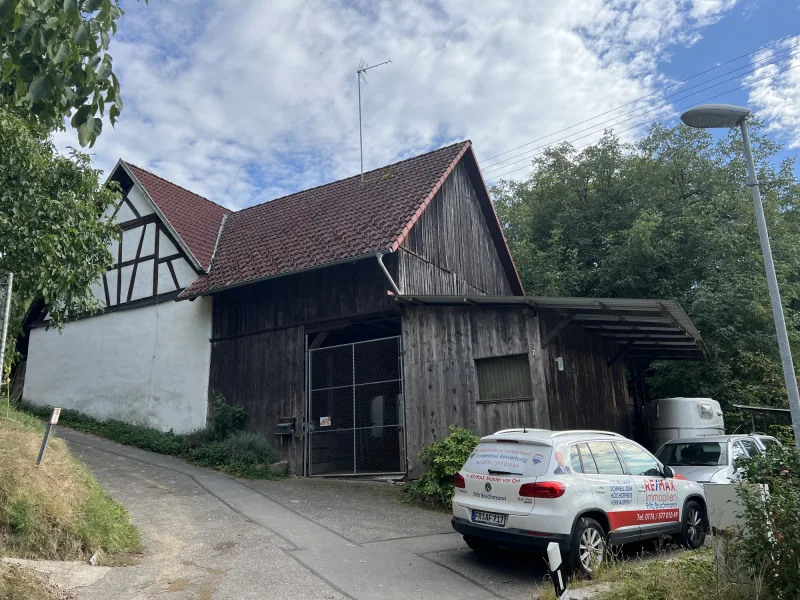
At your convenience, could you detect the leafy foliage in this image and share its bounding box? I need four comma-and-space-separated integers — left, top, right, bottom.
734, 444, 800, 598
404, 425, 480, 507
22, 402, 284, 480
493, 123, 800, 417
0, 107, 119, 334
212, 394, 247, 441
0, 0, 139, 146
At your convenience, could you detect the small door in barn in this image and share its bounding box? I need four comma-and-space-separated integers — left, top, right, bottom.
307, 336, 406, 476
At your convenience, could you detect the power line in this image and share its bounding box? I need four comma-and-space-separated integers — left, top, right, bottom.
485, 62, 800, 181
482, 32, 799, 165
483, 47, 800, 175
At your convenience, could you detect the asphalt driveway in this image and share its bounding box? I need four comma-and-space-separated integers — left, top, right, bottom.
58, 429, 549, 600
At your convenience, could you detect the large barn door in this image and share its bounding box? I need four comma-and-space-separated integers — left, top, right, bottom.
307, 336, 405, 476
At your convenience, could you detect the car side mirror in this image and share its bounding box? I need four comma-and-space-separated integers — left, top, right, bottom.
663, 466, 675, 479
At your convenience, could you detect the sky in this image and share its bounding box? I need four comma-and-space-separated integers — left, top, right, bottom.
54, 0, 800, 211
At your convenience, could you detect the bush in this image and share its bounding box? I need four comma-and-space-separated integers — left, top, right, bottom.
21, 401, 283, 480
734, 443, 800, 598
404, 425, 480, 507
212, 395, 246, 440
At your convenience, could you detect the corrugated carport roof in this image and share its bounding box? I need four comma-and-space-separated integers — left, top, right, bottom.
393, 295, 706, 361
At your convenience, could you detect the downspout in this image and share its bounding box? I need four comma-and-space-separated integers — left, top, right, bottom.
375, 251, 400, 295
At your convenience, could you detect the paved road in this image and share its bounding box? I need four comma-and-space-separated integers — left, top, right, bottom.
60, 429, 549, 600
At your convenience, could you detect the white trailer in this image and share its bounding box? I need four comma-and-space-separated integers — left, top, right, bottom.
647, 397, 725, 449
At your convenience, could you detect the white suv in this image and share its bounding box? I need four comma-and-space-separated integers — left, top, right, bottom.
451, 429, 707, 573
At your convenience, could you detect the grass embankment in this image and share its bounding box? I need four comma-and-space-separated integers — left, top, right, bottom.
0, 406, 140, 563
0, 562, 72, 600
537, 547, 748, 600
22, 405, 284, 480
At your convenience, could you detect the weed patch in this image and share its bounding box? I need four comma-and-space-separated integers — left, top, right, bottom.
22, 403, 284, 480
537, 547, 747, 600
0, 407, 140, 561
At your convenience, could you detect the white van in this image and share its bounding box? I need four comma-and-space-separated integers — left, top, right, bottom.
647, 397, 724, 450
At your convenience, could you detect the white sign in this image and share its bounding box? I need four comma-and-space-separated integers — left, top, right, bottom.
50, 407, 61, 425
319, 416, 331, 427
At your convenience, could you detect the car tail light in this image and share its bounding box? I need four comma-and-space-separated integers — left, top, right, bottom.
519, 481, 566, 498
454, 473, 466, 489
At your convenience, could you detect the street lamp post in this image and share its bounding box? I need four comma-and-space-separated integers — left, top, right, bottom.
681, 104, 800, 446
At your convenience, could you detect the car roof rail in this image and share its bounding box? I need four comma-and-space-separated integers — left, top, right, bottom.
550, 430, 623, 438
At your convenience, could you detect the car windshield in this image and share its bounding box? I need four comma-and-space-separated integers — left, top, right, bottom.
656, 442, 728, 466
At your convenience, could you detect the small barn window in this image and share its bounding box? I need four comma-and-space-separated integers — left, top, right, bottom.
475, 353, 533, 403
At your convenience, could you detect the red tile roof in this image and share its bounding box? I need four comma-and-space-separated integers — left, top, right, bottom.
182, 141, 487, 297
125, 163, 232, 271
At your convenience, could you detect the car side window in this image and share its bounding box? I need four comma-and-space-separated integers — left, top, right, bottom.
740, 439, 760, 458
576, 443, 599, 474
731, 441, 747, 461
616, 442, 662, 477
586, 441, 625, 475
570, 445, 583, 473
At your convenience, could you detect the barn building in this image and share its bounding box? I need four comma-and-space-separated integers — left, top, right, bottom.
21, 141, 705, 476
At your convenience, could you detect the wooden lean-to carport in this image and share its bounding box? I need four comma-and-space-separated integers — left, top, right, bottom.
395, 294, 706, 476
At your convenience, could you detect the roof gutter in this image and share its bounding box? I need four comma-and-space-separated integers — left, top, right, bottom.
375, 251, 400, 295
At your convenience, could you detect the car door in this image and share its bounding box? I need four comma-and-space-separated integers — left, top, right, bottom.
581, 441, 639, 544
615, 441, 681, 539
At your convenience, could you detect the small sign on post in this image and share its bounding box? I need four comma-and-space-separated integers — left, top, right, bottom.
36, 407, 61, 465
547, 542, 569, 599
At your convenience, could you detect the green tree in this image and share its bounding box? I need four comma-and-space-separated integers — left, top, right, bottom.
0, 108, 118, 342
493, 123, 800, 415
0, 0, 136, 147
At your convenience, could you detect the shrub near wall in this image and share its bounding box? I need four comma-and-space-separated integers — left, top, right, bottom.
404, 425, 480, 508
23, 397, 282, 480
735, 444, 800, 598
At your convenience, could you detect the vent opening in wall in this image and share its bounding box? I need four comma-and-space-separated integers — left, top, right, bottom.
475, 353, 533, 403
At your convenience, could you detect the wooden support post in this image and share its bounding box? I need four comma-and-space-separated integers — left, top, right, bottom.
541, 314, 575, 348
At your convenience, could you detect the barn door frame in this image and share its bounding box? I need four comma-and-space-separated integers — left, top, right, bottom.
304, 334, 407, 477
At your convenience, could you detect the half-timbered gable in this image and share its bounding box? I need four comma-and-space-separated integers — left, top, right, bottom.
23, 162, 230, 433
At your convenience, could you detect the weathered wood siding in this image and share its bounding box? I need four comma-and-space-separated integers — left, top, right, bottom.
212, 258, 397, 339
209, 258, 399, 471
401, 305, 548, 475
209, 326, 304, 467
398, 161, 514, 296
539, 313, 631, 436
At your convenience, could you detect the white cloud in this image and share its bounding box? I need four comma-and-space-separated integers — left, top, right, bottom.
745, 36, 800, 149
55, 0, 739, 208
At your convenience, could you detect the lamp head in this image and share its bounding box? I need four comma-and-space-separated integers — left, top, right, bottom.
680, 104, 751, 129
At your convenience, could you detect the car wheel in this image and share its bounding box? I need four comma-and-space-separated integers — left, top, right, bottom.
463, 535, 496, 555
569, 517, 606, 575
675, 501, 706, 549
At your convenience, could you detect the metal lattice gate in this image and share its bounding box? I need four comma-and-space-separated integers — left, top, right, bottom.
307, 336, 406, 476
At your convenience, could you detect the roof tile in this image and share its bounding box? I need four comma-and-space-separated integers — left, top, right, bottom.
181, 141, 470, 296
126, 163, 232, 270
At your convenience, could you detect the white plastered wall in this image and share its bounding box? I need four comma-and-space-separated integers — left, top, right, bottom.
24, 297, 212, 433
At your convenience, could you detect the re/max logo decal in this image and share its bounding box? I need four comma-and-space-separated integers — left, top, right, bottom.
644, 479, 676, 492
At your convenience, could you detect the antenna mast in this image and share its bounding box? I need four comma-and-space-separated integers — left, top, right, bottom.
358, 58, 391, 183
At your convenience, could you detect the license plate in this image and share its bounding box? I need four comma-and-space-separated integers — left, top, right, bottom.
472, 510, 506, 527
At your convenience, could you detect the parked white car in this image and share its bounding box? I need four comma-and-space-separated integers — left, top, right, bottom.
655, 434, 781, 484
451, 429, 707, 574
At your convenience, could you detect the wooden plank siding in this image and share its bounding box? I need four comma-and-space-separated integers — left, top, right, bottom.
211, 258, 398, 340
538, 312, 631, 436
401, 305, 547, 475
398, 161, 514, 296
208, 258, 400, 472
209, 326, 305, 466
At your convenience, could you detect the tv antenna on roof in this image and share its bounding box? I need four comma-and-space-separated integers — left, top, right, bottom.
357, 58, 391, 183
